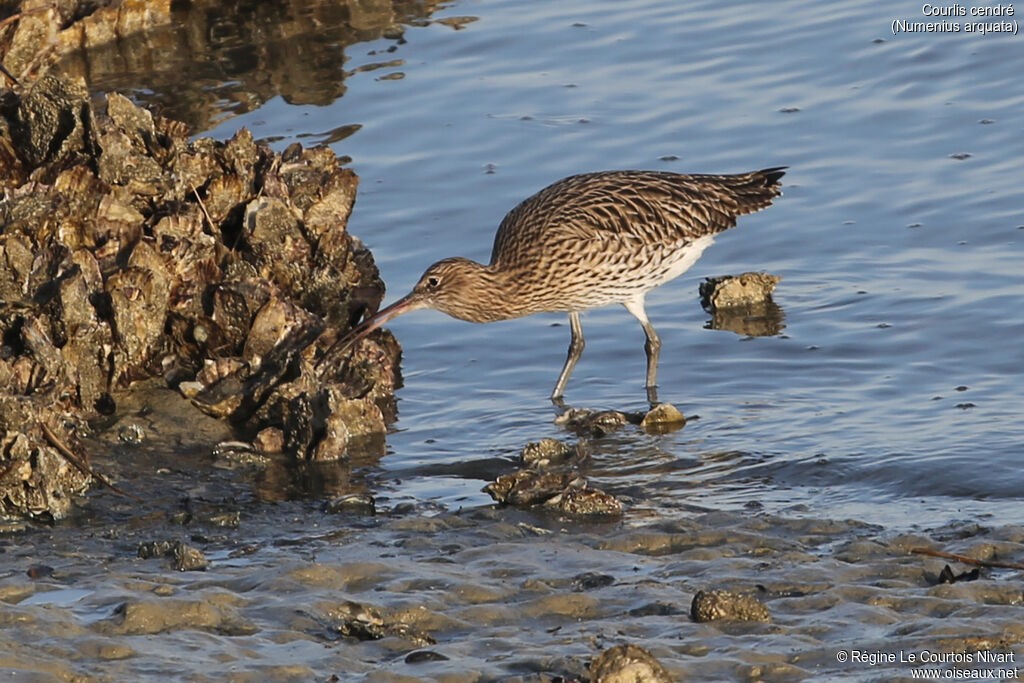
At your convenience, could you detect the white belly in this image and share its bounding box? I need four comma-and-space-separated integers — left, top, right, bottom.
653, 234, 715, 287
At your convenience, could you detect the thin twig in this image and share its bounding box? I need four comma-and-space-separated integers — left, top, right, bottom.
191, 184, 215, 232
911, 547, 1024, 571
40, 421, 143, 501
0, 62, 18, 87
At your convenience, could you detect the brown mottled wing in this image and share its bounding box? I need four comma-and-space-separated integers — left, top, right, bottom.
489, 168, 785, 269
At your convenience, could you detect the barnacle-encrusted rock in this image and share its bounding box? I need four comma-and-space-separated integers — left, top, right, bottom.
0, 74, 399, 518
544, 487, 623, 517
700, 271, 781, 309
138, 539, 210, 572
320, 600, 435, 646
700, 271, 785, 337
554, 408, 633, 437
484, 435, 622, 517
690, 589, 772, 623
521, 438, 589, 470
590, 644, 674, 683
640, 402, 686, 434
484, 470, 585, 506
0, 397, 93, 521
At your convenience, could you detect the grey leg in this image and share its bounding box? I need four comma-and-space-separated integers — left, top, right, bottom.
551, 311, 584, 400
623, 298, 661, 403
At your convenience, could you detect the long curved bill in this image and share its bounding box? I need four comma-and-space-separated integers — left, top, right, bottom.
334, 292, 426, 352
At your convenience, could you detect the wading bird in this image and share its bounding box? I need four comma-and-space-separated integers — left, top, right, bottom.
336, 167, 786, 402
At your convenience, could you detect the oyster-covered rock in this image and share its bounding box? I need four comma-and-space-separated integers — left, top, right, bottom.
319, 600, 435, 646
520, 438, 589, 470
138, 540, 210, 572
590, 644, 674, 683
554, 408, 634, 437
0, 73, 399, 518
690, 589, 772, 623
484, 469, 585, 506
700, 271, 781, 308
640, 402, 686, 434
544, 487, 623, 517
484, 434, 623, 517
0, 397, 93, 520
700, 271, 785, 337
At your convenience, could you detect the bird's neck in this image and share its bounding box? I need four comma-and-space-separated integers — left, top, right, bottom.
470, 263, 530, 322
435, 261, 538, 323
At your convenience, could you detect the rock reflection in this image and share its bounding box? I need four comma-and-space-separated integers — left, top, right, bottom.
704, 299, 786, 337
51, 0, 450, 133
249, 435, 386, 503
699, 272, 786, 337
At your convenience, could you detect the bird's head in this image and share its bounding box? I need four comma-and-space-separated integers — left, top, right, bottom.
333, 257, 495, 352
407, 257, 495, 321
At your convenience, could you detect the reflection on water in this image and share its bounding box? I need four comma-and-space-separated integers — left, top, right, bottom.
54, 0, 453, 133
704, 300, 786, 337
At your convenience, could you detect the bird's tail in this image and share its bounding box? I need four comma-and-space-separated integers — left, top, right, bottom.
724, 166, 787, 216
758, 166, 788, 187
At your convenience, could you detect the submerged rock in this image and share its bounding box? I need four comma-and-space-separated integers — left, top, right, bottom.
324, 493, 376, 516
555, 404, 687, 437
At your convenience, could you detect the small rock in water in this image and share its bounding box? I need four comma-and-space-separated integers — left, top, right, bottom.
933, 564, 980, 585
483, 470, 583, 506
206, 511, 241, 529
554, 408, 632, 437
521, 438, 588, 469
700, 272, 785, 336
700, 272, 781, 310
486, 433, 622, 517
690, 589, 771, 623
572, 572, 615, 591
324, 493, 376, 516
117, 422, 146, 444
323, 600, 435, 646
137, 540, 209, 572
212, 441, 271, 468
544, 487, 623, 517
590, 643, 674, 683
26, 564, 55, 579
405, 650, 450, 664
640, 403, 686, 433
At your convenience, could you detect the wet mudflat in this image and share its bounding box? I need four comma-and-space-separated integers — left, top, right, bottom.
6, 419, 1024, 681
3, 0, 1024, 680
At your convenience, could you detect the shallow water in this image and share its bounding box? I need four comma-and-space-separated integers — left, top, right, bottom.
198, 0, 1023, 525
5, 0, 1024, 679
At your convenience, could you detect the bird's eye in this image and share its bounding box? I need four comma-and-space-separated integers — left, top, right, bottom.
426, 276, 441, 288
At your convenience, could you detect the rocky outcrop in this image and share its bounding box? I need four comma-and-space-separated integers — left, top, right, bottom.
0, 73, 400, 519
